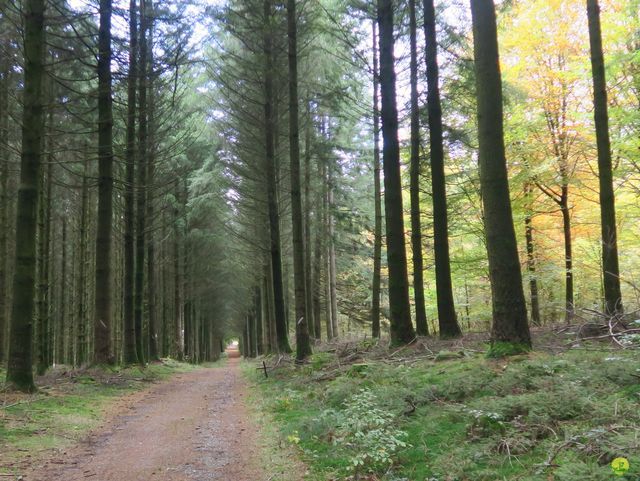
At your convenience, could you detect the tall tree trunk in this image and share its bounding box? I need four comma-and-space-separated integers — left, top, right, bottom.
560, 188, 574, 323
0, 53, 8, 363
264, 262, 276, 353
94, 0, 115, 365
255, 286, 263, 354
161, 208, 169, 356
327, 164, 339, 338
123, 0, 138, 365
470, 0, 531, 350
423, 0, 461, 338
371, 20, 382, 340
173, 180, 183, 360
523, 184, 541, 326
287, 0, 311, 361
303, 107, 317, 340
264, 0, 291, 354
134, 0, 148, 364
408, 0, 428, 336
321, 158, 333, 340
76, 151, 89, 366
377, 0, 415, 345
58, 222, 67, 363
6, 0, 45, 391
312, 154, 324, 341
587, 0, 623, 317
146, 0, 158, 360
36, 151, 49, 374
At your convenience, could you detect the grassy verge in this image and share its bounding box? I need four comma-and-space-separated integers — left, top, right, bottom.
242, 361, 310, 481
247, 343, 640, 481
0, 359, 203, 475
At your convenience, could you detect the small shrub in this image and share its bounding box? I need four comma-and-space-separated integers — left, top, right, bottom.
466, 409, 505, 439
332, 389, 409, 476
310, 352, 333, 371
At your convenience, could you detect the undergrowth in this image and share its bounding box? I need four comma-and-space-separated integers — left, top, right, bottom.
0, 359, 202, 475
247, 344, 640, 481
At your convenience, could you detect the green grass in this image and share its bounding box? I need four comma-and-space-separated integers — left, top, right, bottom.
0, 359, 202, 473
246, 347, 640, 481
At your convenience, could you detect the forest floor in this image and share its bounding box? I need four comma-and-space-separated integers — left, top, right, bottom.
1, 351, 301, 481
248, 326, 640, 481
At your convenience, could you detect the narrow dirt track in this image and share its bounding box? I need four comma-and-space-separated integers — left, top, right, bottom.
26, 352, 266, 481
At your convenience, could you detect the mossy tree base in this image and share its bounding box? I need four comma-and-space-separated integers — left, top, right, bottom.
486, 341, 532, 358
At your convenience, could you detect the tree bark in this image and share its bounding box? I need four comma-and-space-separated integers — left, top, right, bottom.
173, 180, 183, 360
76, 150, 89, 366
321, 156, 333, 340
409, 0, 428, 336
264, 0, 291, 354
6, 0, 45, 391
423, 0, 461, 338
371, 20, 382, 339
36, 148, 50, 374
303, 106, 317, 340
146, 0, 158, 360
133, 0, 149, 364
0, 52, 8, 363
58, 222, 67, 363
123, 0, 138, 365
327, 164, 338, 338
377, 0, 415, 345
524, 183, 541, 326
312, 151, 324, 341
94, 0, 115, 365
587, 0, 623, 317
560, 189, 574, 323
287, 0, 311, 361
470, 0, 531, 349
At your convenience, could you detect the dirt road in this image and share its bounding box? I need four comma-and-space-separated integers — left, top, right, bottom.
26, 353, 267, 481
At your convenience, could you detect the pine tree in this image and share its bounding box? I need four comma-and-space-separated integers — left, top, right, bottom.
94, 0, 115, 364
423, 0, 461, 338
587, 0, 623, 317
377, 0, 415, 345
470, 0, 531, 352
6, 0, 46, 391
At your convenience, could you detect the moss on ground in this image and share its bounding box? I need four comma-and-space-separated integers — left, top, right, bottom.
247, 346, 640, 481
0, 359, 201, 474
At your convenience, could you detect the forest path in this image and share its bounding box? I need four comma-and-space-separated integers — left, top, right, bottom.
26, 352, 267, 481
